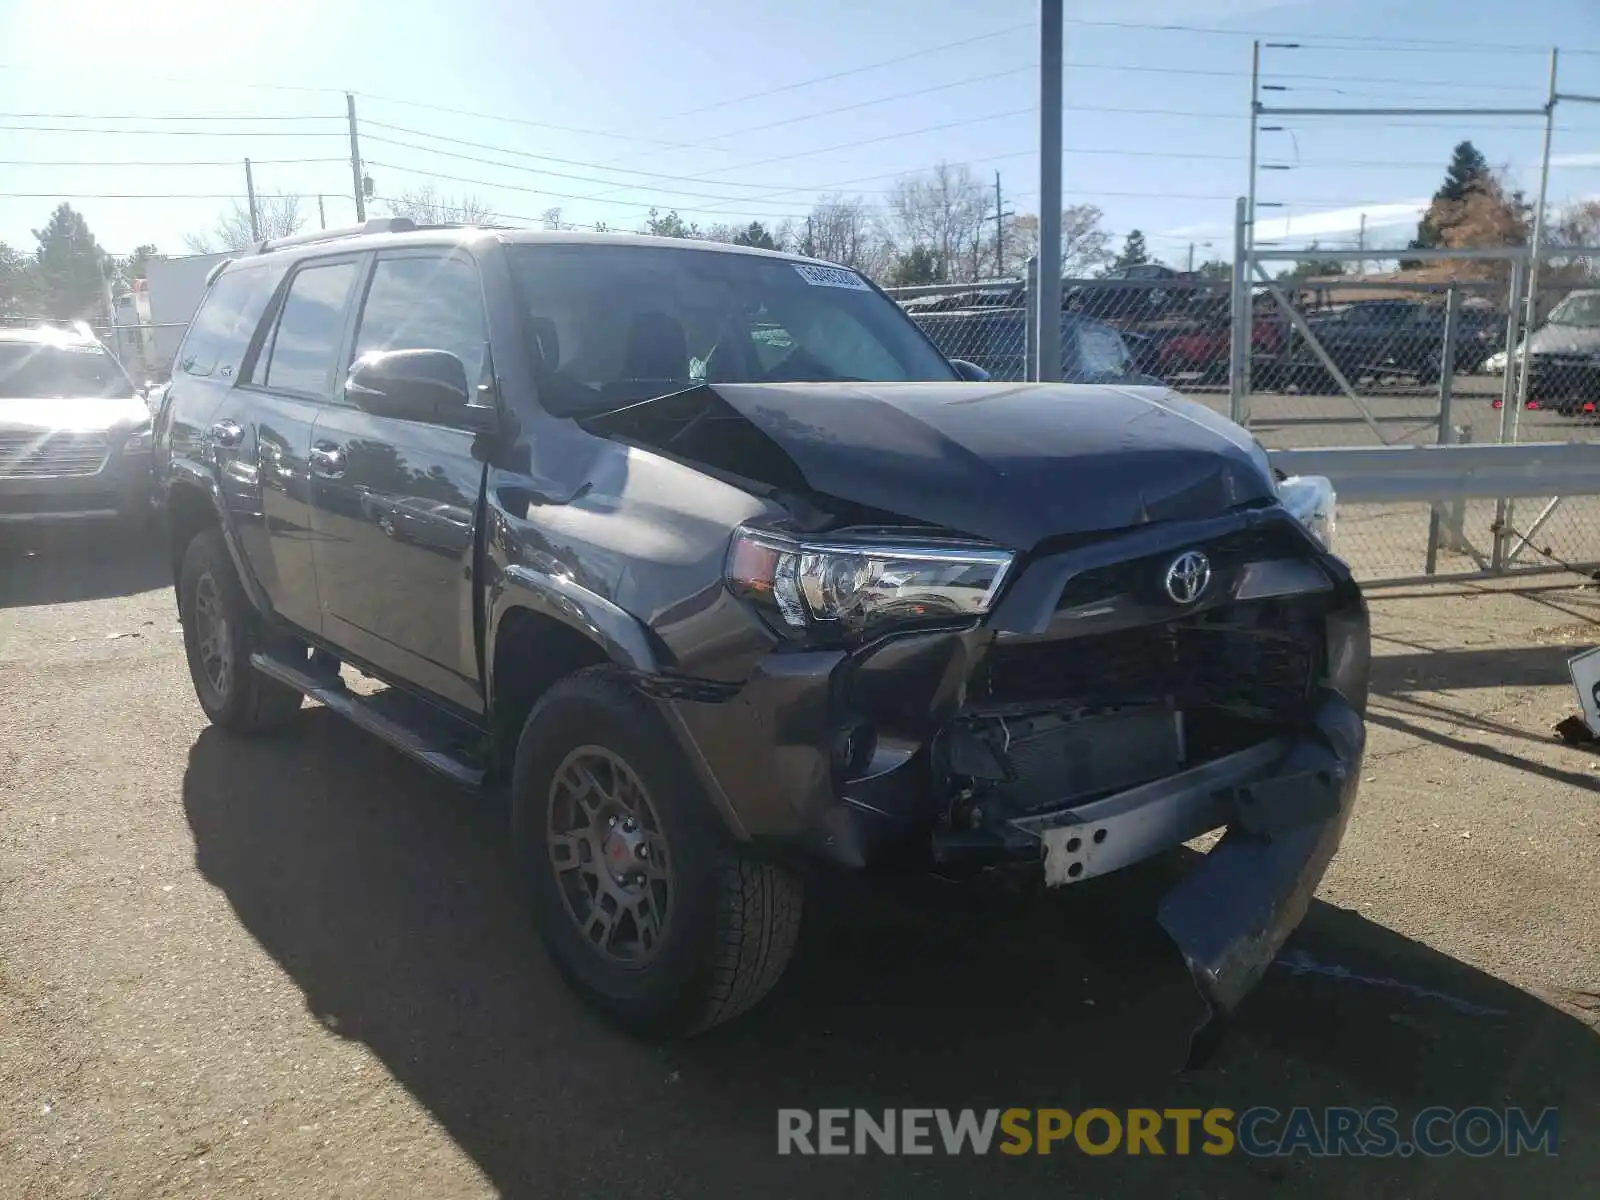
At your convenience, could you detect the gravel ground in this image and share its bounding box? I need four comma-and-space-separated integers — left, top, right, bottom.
1, 526, 1597, 1199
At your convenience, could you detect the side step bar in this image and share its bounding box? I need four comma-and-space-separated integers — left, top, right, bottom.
249, 652, 486, 789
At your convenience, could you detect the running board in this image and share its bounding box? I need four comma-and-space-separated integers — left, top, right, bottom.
249, 652, 486, 789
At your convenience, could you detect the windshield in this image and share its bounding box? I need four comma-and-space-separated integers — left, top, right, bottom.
1547, 293, 1600, 327
506, 243, 956, 415
0, 341, 136, 399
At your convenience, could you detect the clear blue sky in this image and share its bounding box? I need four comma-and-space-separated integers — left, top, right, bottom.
1, 0, 1598, 263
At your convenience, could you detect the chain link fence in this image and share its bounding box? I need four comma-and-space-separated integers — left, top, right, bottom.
892, 258, 1600, 587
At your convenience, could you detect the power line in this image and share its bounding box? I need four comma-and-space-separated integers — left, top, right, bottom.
652, 25, 1035, 121
0, 111, 337, 121
1058, 18, 1596, 55
0, 124, 345, 137
364, 159, 817, 218
0, 191, 331, 199
362, 139, 822, 207
360, 124, 790, 189
0, 157, 348, 167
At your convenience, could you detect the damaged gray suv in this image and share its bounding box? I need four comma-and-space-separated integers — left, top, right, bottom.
154, 218, 1368, 1042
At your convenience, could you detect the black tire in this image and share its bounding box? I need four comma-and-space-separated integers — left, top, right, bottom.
511, 668, 802, 1036
178, 528, 303, 733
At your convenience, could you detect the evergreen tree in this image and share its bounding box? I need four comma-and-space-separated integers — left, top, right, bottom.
1410, 141, 1491, 251
732, 221, 778, 251
1112, 229, 1149, 270
31, 203, 108, 320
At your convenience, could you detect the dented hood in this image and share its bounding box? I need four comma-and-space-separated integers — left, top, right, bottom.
589, 381, 1276, 549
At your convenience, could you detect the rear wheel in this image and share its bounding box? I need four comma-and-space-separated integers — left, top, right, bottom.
512, 669, 802, 1036
179, 528, 303, 733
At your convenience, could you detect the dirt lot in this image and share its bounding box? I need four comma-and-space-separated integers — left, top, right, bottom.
2, 527, 1597, 1199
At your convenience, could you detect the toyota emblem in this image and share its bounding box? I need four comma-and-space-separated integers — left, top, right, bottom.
1163, 550, 1212, 605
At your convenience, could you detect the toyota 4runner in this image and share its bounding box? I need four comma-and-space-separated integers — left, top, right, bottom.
155, 218, 1368, 1041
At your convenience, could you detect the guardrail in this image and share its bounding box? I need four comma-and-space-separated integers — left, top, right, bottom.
1269, 440, 1600, 584
1268, 442, 1600, 503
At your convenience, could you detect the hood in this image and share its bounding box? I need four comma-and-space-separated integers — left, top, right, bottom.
1525, 321, 1600, 357
0, 394, 148, 432
584, 381, 1275, 549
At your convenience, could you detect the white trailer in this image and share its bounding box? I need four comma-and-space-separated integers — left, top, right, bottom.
141, 252, 230, 376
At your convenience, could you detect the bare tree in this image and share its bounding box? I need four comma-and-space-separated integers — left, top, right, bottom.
184, 193, 306, 253
803, 195, 892, 279
383, 183, 496, 226
540, 207, 565, 231
886, 163, 991, 283
1002, 207, 1113, 279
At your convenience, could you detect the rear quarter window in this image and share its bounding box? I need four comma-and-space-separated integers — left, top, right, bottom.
176, 261, 288, 381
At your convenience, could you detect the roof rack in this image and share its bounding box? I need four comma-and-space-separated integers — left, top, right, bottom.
252, 216, 426, 256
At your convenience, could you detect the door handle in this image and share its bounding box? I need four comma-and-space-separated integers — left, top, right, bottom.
308, 443, 345, 478
209, 419, 244, 448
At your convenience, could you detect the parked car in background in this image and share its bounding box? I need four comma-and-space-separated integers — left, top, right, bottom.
0, 323, 156, 529
1522, 290, 1600, 414
1264, 298, 1494, 390
908, 306, 1165, 385
155, 219, 1365, 1046
1155, 311, 1289, 385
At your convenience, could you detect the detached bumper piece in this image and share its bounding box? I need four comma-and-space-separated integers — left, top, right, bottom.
961, 690, 1363, 1060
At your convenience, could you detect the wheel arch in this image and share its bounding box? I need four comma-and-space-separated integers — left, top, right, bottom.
486, 568, 749, 840
164, 469, 269, 618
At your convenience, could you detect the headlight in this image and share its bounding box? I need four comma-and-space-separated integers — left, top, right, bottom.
1277, 474, 1336, 552
725, 527, 1014, 642
121, 422, 153, 452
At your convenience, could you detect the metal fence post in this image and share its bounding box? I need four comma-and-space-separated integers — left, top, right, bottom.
1228, 197, 1248, 426
1493, 260, 1528, 571
1025, 255, 1039, 383
1425, 286, 1463, 574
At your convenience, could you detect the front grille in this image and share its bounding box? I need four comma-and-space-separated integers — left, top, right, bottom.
978, 600, 1322, 717
0, 430, 109, 478
1053, 523, 1305, 612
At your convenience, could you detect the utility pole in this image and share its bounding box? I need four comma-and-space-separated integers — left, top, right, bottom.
1187, 243, 1195, 273
244, 158, 260, 242
1036, 0, 1064, 382
346, 92, 366, 222
1357, 213, 1367, 276
993, 171, 1011, 278
318, 195, 327, 230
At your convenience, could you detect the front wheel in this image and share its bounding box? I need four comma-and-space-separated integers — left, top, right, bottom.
512, 669, 802, 1036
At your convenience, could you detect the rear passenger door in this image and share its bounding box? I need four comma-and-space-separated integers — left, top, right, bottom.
307, 249, 491, 714
233, 254, 364, 634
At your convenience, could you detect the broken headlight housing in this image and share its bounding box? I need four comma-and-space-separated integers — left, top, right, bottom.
1277, 474, 1337, 552
726, 527, 1014, 643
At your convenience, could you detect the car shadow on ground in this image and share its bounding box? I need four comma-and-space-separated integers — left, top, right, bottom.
183, 716, 1599, 1200
0, 523, 169, 608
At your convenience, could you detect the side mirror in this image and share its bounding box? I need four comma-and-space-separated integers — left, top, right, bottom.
346, 349, 497, 432
949, 358, 990, 382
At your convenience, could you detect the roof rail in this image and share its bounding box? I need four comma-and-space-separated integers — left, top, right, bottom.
253, 216, 421, 255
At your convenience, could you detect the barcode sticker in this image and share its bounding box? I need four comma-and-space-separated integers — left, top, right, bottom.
793, 263, 871, 291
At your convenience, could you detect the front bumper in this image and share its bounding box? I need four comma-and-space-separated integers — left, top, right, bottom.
0, 450, 154, 523
664, 508, 1369, 1022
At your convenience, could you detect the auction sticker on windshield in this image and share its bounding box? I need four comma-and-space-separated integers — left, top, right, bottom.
794, 263, 871, 291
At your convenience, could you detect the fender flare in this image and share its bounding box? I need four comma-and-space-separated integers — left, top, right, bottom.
488, 562, 660, 675
486, 564, 753, 842
164, 460, 273, 618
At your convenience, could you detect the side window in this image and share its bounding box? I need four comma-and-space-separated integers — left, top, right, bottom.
351, 254, 490, 393
176, 262, 286, 380
260, 260, 359, 396
1076, 323, 1132, 378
